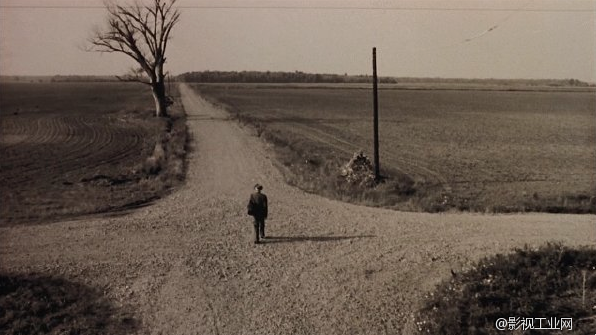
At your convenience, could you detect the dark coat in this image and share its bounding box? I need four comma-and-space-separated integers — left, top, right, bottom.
248, 192, 268, 219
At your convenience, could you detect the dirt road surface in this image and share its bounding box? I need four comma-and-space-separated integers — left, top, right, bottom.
2, 84, 594, 334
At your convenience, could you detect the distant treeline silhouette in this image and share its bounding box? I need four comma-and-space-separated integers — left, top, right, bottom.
396, 77, 593, 87
177, 71, 398, 84
177, 71, 593, 87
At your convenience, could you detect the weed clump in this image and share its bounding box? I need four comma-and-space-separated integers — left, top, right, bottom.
340, 151, 377, 188
416, 243, 596, 334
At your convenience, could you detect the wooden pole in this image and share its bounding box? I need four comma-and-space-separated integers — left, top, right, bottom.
372, 47, 380, 180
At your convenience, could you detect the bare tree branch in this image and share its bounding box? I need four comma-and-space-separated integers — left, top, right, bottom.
87, 0, 180, 117
88, 0, 179, 78
116, 67, 152, 86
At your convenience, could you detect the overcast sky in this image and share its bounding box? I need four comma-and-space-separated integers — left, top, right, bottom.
1, 0, 595, 82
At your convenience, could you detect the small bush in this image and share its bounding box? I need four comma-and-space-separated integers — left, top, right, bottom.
416, 243, 596, 334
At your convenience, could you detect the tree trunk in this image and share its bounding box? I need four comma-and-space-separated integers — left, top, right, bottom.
151, 81, 168, 117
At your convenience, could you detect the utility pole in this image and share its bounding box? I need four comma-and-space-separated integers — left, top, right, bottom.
372, 47, 380, 181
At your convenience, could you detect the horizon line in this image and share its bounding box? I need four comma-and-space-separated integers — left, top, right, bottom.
1, 73, 594, 84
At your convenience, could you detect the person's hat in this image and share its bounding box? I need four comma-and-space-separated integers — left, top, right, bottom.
254, 184, 263, 190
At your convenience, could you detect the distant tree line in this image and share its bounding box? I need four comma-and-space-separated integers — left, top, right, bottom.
177, 71, 593, 87
50, 75, 120, 82
395, 77, 593, 87
177, 71, 398, 84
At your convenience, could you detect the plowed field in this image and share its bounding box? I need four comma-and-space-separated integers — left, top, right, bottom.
0, 82, 167, 225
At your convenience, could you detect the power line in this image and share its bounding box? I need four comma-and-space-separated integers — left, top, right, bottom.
0, 5, 594, 12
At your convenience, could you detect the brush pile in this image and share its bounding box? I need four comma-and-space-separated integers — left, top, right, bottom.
340, 151, 376, 187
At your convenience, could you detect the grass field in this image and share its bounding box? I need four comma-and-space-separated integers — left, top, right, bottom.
193, 83, 596, 213
0, 82, 187, 226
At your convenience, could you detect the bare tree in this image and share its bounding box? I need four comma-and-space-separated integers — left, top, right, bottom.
89, 0, 180, 117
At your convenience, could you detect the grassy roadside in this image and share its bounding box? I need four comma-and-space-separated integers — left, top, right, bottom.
415, 243, 596, 334
117, 84, 189, 210
135, 86, 187, 186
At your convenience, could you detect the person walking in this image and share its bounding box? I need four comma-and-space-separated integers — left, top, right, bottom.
247, 184, 268, 244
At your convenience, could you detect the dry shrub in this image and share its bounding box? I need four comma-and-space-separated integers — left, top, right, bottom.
340, 151, 377, 188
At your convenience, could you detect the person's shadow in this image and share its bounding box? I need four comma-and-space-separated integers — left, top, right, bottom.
260, 235, 375, 244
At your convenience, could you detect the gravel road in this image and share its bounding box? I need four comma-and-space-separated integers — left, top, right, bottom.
1, 83, 594, 335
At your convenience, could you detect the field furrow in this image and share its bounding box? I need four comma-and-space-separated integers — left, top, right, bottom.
0, 82, 168, 224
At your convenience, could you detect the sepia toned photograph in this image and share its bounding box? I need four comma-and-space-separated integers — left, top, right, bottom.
1, 0, 595, 334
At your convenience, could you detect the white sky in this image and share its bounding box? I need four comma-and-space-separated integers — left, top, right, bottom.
1, 0, 595, 82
